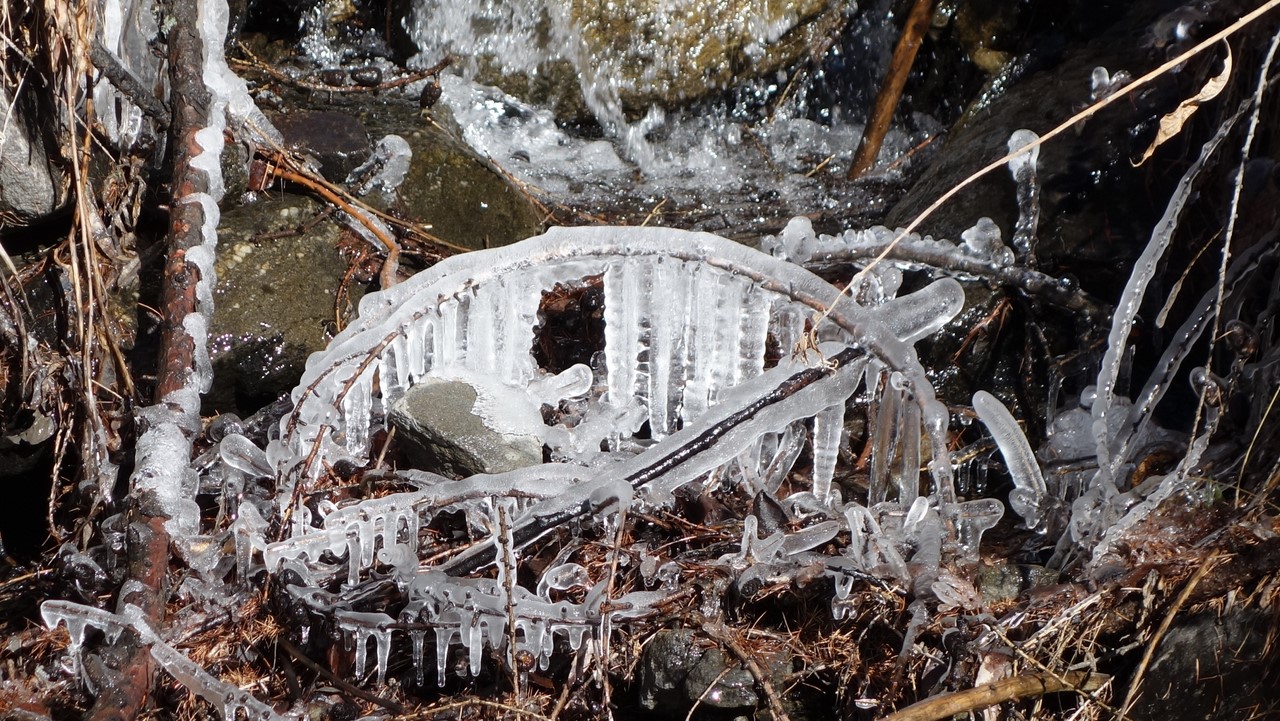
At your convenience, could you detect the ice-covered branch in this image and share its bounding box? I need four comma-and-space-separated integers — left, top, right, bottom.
765, 217, 1107, 319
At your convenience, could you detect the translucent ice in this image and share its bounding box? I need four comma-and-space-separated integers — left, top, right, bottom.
973, 390, 1048, 531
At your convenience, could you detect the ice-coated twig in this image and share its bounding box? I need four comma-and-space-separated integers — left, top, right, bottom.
41, 601, 288, 721
440, 348, 869, 577
772, 219, 1106, 319
1091, 105, 1242, 486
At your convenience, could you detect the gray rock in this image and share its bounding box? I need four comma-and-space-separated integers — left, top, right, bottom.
1128, 609, 1278, 721
639, 629, 703, 711
389, 377, 544, 476
683, 647, 759, 710
976, 563, 1060, 604
0, 88, 65, 223
639, 628, 788, 713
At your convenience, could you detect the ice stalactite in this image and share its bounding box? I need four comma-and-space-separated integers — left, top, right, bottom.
1006, 128, 1041, 265
973, 390, 1058, 535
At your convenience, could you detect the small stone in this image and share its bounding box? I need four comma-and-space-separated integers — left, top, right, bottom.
389, 378, 544, 477
683, 647, 758, 709
638, 629, 702, 711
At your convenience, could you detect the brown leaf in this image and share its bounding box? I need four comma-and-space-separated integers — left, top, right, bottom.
1134, 44, 1233, 166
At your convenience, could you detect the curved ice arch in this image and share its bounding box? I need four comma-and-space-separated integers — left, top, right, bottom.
268, 225, 968, 511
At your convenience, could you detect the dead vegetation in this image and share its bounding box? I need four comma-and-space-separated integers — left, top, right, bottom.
2, 2, 1280, 721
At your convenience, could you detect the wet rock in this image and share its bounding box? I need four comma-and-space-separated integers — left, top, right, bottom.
271, 109, 372, 180
207, 194, 355, 416
975, 562, 1059, 604
639, 628, 791, 714
639, 629, 703, 712
0, 88, 66, 223
1128, 609, 1279, 721
683, 647, 759, 710
389, 376, 543, 477
0, 408, 55, 480
404, 0, 847, 119
359, 101, 544, 250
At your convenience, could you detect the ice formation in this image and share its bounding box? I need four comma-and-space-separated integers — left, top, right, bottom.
43, 601, 287, 721
763, 215, 1018, 278
97, 0, 165, 147
120, 221, 998, 696
973, 390, 1058, 535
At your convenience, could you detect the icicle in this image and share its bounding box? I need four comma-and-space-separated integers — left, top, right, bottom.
895, 383, 921, 506
1006, 129, 1041, 264
972, 391, 1049, 532
1092, 113, 1238, 486
648, 256, 688, 436
869, 373, 903, 506
810, 402, 845, 505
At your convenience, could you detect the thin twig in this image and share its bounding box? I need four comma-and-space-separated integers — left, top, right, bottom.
877, 671, 1110, 721
232, 45, 452, 95
391, 697, 553, 721
277, 636, 405, 713
269, 166, 403, 287
705, 620, 792, 721
847, 0, 936, 179
1119, 552, 1224, 716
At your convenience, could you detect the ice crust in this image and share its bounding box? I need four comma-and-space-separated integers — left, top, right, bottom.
96, 0, 164, 147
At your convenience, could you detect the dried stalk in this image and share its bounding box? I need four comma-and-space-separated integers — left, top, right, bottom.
877, 671, 1109, 721
847, 0, 936, 179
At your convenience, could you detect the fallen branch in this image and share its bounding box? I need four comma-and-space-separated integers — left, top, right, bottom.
232, 47, 452, 95
87, 3, 211, 718
877, 671, 1109, 721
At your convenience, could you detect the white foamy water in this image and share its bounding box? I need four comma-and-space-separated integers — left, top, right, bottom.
403, 0, 935, 224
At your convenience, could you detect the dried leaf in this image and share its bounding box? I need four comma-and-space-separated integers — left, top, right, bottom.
1135, 45, 1233, 166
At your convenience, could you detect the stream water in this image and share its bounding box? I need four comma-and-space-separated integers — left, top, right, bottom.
329, 0, 934, 234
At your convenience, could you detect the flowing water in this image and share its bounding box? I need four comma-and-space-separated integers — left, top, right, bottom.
384, 0, 933, 234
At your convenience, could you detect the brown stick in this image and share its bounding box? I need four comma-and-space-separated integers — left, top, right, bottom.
847, 0, 936, 179
876, 671, 1109, 721
270, 166, 403, 287
87, 3, 211, 719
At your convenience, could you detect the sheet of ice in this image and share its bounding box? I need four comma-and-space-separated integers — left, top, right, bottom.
96, 0, 164, 147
